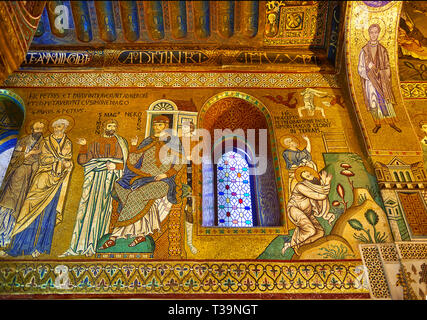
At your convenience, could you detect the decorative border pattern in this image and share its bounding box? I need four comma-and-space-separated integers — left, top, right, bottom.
0, 259, 370, 296
400, 82, 427, 99
379, 243, 399, 263
263, 1, 330, 47
396, 242, 427, 260
360, 241, 427, 300
2, 72, 340, 88
360, 244, 391, 299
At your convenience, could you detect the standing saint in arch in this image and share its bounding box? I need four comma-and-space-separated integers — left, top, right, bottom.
358, 23, 402, 134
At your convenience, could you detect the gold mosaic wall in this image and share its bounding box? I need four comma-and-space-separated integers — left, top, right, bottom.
0, 1, 425, 300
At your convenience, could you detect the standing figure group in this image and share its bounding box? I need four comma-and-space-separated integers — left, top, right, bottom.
0, 115, 198, 259
0, 119, 73, 258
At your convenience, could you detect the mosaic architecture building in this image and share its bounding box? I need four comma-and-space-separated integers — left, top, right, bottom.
0, 1, 426, 300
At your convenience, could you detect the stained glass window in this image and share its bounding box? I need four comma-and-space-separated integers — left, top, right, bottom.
217, 151, 253, 227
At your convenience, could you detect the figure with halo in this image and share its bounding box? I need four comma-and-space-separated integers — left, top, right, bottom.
0, 118, 73, 258
281, 134, 317, 193
60, 119, 128, 257
358, 23, 401, 134
0, 120, 46, 248
281, 166, 334, 256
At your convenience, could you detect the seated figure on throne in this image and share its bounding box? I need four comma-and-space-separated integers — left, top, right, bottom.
99, 115, 186, 250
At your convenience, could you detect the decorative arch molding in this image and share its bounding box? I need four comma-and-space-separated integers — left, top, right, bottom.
0, 89, 26, 186
198, 91, 274, 130
0, 89, 26, 117
195, 91, 287, 233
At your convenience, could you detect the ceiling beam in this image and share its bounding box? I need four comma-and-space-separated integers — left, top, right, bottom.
46, 1, 67, 38
217, 1, 234, 39
70, 1, 93, 42
143, 1, 165, 40
94, 1, 117, 42
241, 1, 259, 38
119, 1, 140, 42
193, 1, 210, 39
169, 1, 187, 39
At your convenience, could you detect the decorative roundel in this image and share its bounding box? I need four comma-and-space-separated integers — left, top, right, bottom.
149, 99, 178, 111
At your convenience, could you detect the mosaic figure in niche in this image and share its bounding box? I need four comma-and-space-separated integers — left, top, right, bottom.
0, 120, 45, 248
61, 119, 128, 257
265, 12, 279, 37
180, 120, 198, 254
282, 134, 317, 193
0, 118, 73, 258
358, 23, 402, 133
99, 115, 185, 250
282, 166, 334, 256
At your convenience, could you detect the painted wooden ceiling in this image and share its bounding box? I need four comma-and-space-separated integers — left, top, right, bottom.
25, 1, 342, 71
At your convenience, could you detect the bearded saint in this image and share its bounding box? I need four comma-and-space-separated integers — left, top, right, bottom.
0, 121, 45, 247
99, 115, 186, 250
1, 118, 73, 258
61, 119, 128, 257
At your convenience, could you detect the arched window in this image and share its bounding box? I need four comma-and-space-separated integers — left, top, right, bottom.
405, 171, 412, 182
200, 95, 282, 228
393, 172, 400, 182
399, 171, 406, 182
216, 150, 255, 227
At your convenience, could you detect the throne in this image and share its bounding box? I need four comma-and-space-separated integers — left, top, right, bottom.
96, 167, 192, 259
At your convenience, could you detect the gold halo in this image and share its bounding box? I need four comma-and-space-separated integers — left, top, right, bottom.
25, 118, 49, 135
363, 18, 387, 43
294, 166, 320, 183
279, 134, 307, 151
48, 115, 75, 134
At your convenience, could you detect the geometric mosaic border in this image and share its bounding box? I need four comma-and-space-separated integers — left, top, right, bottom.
0, 259, 369, 298
396, 241, 427, 260
2, 72, 340, 88
360, 241, 427, 300
359, 244, 391, 300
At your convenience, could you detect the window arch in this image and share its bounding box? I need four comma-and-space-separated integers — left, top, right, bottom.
393, 172, 400, 182
199, 94, 283, 228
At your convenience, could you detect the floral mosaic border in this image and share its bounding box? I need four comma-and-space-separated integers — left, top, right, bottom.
400, 82, 427, 99
0, 259, 370, 297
